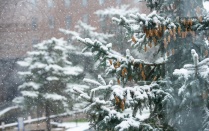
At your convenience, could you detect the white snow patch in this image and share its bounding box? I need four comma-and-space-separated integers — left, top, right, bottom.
66, 84, 89, 91
64, 66, 83, 76
44, 93, 67, 101
52, 122, 90, 131
46, 76, 59, 81
17, 61, 30, 67
21, 91, 39, 98
19, 82, 41, 90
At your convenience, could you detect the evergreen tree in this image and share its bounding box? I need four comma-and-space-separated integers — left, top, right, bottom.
14, 38, 83, 131
72, 0, 209, 131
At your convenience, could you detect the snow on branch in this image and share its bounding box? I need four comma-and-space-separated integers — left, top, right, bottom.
60, 20, 113, 44
77, 36, 165, 84
77, 36, 165, 65
173, 49, 209, 80
113, 11, 176, 35
73, 75, 160, 130
73, 88, 91, 102
59, 28, 79, 40
112, 10, 209, 54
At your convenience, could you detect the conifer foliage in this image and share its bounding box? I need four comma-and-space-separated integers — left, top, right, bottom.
15, 38, 83, 131
73, 0, 209, 131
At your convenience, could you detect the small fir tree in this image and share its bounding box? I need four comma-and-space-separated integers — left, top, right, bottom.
14, 38, 83, 131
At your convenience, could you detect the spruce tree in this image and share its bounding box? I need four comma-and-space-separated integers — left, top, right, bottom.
72, 0, 209, 131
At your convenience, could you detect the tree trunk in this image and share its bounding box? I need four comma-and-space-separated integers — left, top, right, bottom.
45, 102, 51, 131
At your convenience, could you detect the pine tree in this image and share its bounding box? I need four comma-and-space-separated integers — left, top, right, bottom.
14, 38, 83, 131
72, 0, 209, 131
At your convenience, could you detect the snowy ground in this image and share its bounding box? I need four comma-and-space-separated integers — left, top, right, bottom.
55, 122, 89, 131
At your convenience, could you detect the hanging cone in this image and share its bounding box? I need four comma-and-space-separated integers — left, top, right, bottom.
122, 68, 128, 77
122, 69, 125, 77
153, 76, 157, 81
205, 50, 208, 57
154, 29, 158, 36
124, 68, 128, 73
139, 63, 143, 70
181, 31, 185, 38
183, 18, 186, 25
120, 101, 125, 111
117, 78, 120, 84
141, 70, 146, 80
159, 25, 162, 32
188, 19, 192, 26
163, 25, 166, 31
164, 37, 167, 43
116, 61, 120, 68
164, 42, 167, 49
149, 42, 152, 48
178, 26, 181, 35
169, 29, 173, 36
145, 44, 147, 52
153, 37, 157, 46
199, 16, 203, 23
172, 49, 175, 55
149, 29, 153, 37
168, 35, 171, 43
114, 96, 120, 105
114, 61, 120, 69
173, 28, 176, 34
164, 38, 167, 48
109, 59, 112, 65
132, 36, 137, 44
146, 29, 149, 38
173, 35, 176, 41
